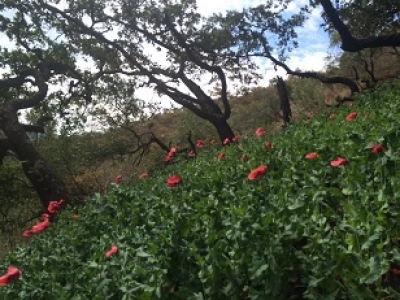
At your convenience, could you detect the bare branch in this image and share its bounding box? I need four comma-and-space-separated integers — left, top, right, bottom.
320, 0, 400, 52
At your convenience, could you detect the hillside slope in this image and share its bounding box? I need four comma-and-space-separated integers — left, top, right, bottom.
1, 80, 400, 299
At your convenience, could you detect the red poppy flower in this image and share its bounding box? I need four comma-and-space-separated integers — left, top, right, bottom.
31, 219, 50, 234
218, 153, 225, 161
241, 153, 248, 161
346, 112, 357, 121
166, 147, 179, 161
47, 199, 63, 214
305, 152, 318, 160
105, 245, 118, 257
169, 147, 178, 154
307, 111, 313, 117
23, 230, 32, 237
71, 214, 79, 219
255, 127, 265, 137
139, 173, 149, 179
0, 266, 22, 286
209, 139, 216, 144
115, 174, 122, 184
188, 150, 196, 157
248, 165, 268, 181
329, 114, 336, 119
330, 157, 348, 167
371, 145, 387, 154
196, 140, 205, 148
223, 138, 230, 145
167, 174, 182, 188
265, 142, 272, 149
365, 113, 370, 118
232, 136, 239, 143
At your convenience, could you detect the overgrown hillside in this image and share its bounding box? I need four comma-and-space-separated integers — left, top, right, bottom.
1, 79, 400, 299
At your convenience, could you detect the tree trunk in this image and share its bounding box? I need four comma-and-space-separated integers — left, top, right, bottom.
0, 105, 75, 209
276, 76, 292, 126
210, 117, 235, 143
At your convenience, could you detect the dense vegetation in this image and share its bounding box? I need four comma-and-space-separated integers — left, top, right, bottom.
1, 80, 400, 298
1, 0, 400, 298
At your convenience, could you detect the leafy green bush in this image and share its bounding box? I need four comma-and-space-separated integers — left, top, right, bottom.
1, 81, 400, 299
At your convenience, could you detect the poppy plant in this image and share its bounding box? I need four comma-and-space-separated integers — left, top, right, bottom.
24, 213, 51, 236
105, 245, 118, 257
139, 173, 149, 179
47, 199, 64, 214
305, 152, 318, 160
241, 153, 248, 161
166, 147, 179, 161
218, 152, 225, 161
255, 127, 265, 137
223, 138, 230, 145
330, 157, 348, 167
307, 111, 313, 118
188, 150, 196, 157
209, 139, 216, 144
31, 219, 50, 234
115, 174, 122, 184
329, 114, 336, 119
0, 266, 22, 286
167, 174, 182, 188
23, 230, 32, 237
265, 141, 272, 149
346, 112, 357, 121
371, 145, 387, 154
232, 136, 239, 143
196, 140, 205, 148
168, 146, 178, 154
248, 165, 268, 181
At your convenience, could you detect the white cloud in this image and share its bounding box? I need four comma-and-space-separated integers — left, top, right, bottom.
196, 0, 265, 16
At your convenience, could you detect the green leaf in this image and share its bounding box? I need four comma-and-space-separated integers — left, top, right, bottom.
251, 264, 268, 280
361, 233, 380, 250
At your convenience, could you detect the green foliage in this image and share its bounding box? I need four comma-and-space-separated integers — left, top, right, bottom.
327, 0, 399, 39
2, 82, 400, 298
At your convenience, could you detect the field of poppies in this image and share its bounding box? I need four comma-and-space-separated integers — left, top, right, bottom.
1, 80, 400, 299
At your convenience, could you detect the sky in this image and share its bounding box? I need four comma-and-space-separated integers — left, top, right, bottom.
197, 0, 331, 82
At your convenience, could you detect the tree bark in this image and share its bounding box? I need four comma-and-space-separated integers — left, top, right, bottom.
266, 53, 360, 95
319, 0, 400, 51
210, 117, 235, 143
0, 105, 75, 209
276, 76, 292, 126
